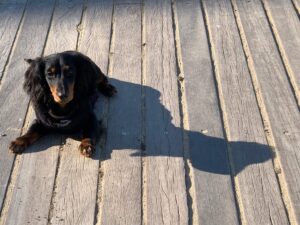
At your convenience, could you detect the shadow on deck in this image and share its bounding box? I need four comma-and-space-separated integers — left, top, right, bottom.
22, 78, 273, 175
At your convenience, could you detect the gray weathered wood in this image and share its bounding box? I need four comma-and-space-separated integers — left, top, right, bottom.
44, 0, 98, 224
291, 0, 300, 15
3, 1, 84, 224
143, 1, 188, 224
0, 0, 27, 80
43, 0, 84, 55
0, 0, 299, 223
99, 3, 142, 225
77, 2, 114, 223
203, 0, 290, 224
78, 0, 113, 75
4, 107, 61, 225
175, 1, 239, 224
233, 0, 300, 222
262, 0, 300, 105
50, 1, 114, 224
0, 0, 56, 214
50, 138, 99, 225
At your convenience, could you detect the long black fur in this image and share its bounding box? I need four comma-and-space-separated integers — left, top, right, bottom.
9, 51, 116, 157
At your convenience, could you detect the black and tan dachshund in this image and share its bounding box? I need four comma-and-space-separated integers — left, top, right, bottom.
9, 51, 116, 157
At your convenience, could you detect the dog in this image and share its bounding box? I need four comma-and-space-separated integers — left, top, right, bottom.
9, 51, 116, 157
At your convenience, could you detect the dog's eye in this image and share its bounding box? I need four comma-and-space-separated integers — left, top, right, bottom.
47, 72, 55, 78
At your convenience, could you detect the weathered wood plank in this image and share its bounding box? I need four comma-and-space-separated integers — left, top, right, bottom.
0, 0, 56, 214
175, 1, 239, 224
143, 1, 188, 224
0, 0, 27, 80
42, 0, 99, 224
78, 0, 113, 75
3, 1, 84, 224
99, 3, 142, 225
233, 0, 300, 222
203, 0, 290, 224
262, 0, 300, 105
43, 0, 84, 55
76, 1, 114, 223
50, 138, 99, 225
4, 106, 61, 225
50, 1, 114, 224
291, 0, 300, 15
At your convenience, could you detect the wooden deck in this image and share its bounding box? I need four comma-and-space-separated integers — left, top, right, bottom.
0, 0, 299, 224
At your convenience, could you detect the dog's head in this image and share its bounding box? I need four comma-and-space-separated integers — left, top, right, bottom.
24, 51, 98, 106
41, 54, 77, 106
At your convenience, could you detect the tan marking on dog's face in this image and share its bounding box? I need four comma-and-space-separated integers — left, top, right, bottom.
49, 82, 74, 107
49, 85, 61, 103
49, 67, 56, 74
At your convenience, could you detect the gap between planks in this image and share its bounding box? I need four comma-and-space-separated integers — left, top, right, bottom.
43, 3, 62, 224
100, 2, 142, 224
0, 0, 58, 222
230, 0, 296, 224
171, 1, 198, 225
260, 0, 300, 107
40, 0, 58, 56
0, 1, 113, 224
0, 106, 30, 224
0, 0, 30, 215
141, 0, 147, 225
199, 0, 258, 224
96, 7, 114, 225
46, 0, 100, 224
0, 0, 29, 84
95, 0, 116, 224
75, 0, 87, 52
291, 0, 300, 16
143, 0, 188, 224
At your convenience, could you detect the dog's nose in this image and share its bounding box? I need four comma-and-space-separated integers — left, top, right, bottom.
57, 92, 67, 100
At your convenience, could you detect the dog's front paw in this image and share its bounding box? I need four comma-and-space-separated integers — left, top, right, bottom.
9, 137, 29, 154
79, 138, 95, 157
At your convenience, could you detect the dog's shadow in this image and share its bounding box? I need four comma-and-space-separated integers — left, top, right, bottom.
104, 78, 273, 175
23, 78, 273, 175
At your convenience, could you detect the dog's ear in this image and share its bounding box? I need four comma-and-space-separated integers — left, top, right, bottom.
24, 58, 34, 64
23, 57, 47, 103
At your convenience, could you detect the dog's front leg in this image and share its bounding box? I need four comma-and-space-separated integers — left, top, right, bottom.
79, 114, 100, 157
9, 119, 46, 154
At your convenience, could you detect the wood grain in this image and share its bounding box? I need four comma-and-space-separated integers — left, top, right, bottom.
234, 0, 300, 222
41, 0, 102, 224
143, 0, 188, 224
99, 3, 142, 225
77, 2, 114, 223
44, 0, 84, 55
50, 138, 99, 225
203, 0, 289, 224
0, 0, 27, 80
78, 0, 113, 74
0, 0, 299, 224
0, 0, 56, 214
262, 0, 300, 105
175, 0, 239, 224
4, 110, 60, 225
291, 0, 300, 15
50, 1, 114, 224
3, 0, 84, 224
